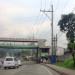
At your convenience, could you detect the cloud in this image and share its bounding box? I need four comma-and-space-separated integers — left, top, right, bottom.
35, 20, 50, 32
0, 0, 39, 38
0, 0, 73, 48
0, 5, 35, 17
0, 0, 51, 38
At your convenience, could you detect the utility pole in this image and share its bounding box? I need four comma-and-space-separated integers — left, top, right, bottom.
40, 5, 54, 55
53, 36, 56, 55
56, 34, 57, 55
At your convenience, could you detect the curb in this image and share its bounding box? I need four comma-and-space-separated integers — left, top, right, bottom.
42, 64, 68, 75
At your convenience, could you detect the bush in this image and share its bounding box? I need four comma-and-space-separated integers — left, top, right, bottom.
56, 58, 75, 69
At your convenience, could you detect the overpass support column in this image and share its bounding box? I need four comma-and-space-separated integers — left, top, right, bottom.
36, 47, 39, 63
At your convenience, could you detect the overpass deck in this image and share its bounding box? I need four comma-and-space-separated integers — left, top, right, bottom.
0, 38, 46, 42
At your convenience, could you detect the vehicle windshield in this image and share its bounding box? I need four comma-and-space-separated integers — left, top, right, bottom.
6, 58, 13, 61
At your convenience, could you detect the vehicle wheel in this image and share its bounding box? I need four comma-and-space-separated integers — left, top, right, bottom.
4, 67, 7, 69
17, 66, 19, 68
13, 66, 16, 69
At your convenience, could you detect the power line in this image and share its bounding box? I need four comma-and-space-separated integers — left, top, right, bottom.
32, 13, 45, 38
32, 0, 52, 39
32, 0, 47, 38
53, 0, 60, 12
41, 0, 42, 9
49, 0, 53, 5
33, 12, 49, 39
40, 5, 54, 55
45, 0, 46, 9
62, 0, 70, 13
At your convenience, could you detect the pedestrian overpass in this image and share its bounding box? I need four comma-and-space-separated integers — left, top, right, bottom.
0, 45, 38, 49
0, 38, 46, 48
0, 38, 46, 52
0, 38, 47, 63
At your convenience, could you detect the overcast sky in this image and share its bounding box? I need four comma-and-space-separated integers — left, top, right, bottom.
0, 0, 75, 48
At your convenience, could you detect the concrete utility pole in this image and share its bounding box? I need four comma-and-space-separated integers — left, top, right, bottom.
53, 34, 57, 55
40, 5, 54, 55
53, 37, 56, 55
56, 34, 57, 54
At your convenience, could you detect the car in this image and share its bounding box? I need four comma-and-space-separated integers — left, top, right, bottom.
3, 56, 19, 69
17, 59, 22, 66
0, 61, 2, 68
0, 58, 3, 68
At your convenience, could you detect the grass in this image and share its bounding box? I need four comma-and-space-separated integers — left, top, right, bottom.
56, 58, 75, 69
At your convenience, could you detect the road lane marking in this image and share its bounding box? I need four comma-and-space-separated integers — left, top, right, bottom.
41, 65, 53, 75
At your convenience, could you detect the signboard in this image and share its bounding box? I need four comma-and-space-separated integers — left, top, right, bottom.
56, 47, 64, 56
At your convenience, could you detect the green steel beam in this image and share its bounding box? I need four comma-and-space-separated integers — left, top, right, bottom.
0, 45, 38, 49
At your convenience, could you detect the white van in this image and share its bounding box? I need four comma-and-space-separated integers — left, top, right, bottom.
3, 56, 19, 69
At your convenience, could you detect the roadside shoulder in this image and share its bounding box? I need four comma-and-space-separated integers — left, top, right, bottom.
42, 64, 75, 75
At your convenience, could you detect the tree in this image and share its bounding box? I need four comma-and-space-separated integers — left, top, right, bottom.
58, 13, 75, 66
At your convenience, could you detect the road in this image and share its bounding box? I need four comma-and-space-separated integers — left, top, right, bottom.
0, 64, 60, 75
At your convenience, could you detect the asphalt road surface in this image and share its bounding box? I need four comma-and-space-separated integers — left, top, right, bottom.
0, 64, 60, 75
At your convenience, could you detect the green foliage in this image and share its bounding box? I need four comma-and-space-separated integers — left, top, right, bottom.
68, 43, 75, 52
56, 58, 75, 69
58, 13, 75, 41
64, 58, 73, 67
58, 13, 75, 66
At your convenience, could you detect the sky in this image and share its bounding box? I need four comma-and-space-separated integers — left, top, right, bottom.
0, 0, 75, 48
